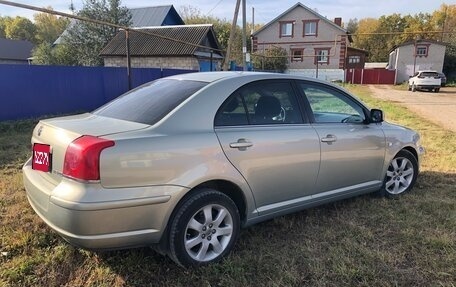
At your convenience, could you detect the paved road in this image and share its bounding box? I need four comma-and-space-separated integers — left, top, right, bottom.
367, 85, 456, 132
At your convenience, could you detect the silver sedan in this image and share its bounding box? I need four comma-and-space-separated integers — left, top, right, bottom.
23, 72, 424, 266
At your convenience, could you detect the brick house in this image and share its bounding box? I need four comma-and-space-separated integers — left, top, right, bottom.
252, 2, 350, 80
388, 39, 446, 84
100, 25, 223, 71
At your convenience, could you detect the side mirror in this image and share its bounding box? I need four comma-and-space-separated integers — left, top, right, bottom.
370, 109, 383, 123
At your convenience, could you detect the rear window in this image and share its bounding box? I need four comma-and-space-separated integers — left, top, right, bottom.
421, 72, 439, 77
93, 79, 207, 125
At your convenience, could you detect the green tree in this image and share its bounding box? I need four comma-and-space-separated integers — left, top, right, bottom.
34, 8, 69, 44
4, 16, 36, 43
0, 16, 13, 38
345, 18, 358, 34
352, 18, 381, 61
32, 42, 78, 66
433, 4, 456, 75
63, 0, 132, 66
252, 46, 288, 72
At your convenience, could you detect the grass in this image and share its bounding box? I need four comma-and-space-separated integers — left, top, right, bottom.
1, 87, 455, 286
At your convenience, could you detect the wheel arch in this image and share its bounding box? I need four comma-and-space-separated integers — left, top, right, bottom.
401, 146, 418, 162
157, 179, 248, 253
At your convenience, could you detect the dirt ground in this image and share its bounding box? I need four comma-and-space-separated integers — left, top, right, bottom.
367, 85, 456, 132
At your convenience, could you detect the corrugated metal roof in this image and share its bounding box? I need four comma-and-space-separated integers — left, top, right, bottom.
130, 6, 184, 27
54, 5, 184, 45
0, 38, 33, 60
100, 25, 221, 57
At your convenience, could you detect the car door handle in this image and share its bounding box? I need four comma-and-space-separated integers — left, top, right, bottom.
229, 139, 253, 150
321, 134, 337, 143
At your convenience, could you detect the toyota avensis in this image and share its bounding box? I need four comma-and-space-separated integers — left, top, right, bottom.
23, 72, 424, 266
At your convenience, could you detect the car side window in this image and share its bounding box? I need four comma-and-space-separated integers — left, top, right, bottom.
215, 81, 303, 126
299, 82, 366, 124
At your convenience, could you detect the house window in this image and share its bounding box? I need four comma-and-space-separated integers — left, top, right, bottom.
303, 20, 318, 36
315, 48, 330, 64
416, 45, 428, 57
291, 49, 304, 62
348, 55, 360, 64
280, 21, 294, 37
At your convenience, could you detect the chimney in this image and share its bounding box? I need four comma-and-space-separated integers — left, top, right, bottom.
334, 17, 342, 27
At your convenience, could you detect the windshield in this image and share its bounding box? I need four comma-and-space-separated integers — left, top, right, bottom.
93, 79, 207, 125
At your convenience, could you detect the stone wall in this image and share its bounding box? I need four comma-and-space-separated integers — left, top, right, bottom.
104, 56, 200, 70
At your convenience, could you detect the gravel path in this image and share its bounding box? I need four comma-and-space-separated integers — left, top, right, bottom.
367, 85, 456, 132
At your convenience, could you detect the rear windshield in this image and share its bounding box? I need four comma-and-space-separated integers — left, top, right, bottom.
421, 72, 439, 77
93, 79, 207, 125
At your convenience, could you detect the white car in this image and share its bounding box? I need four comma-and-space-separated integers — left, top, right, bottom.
408, 70, 441, 93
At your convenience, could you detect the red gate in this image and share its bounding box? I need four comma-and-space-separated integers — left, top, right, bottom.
346, 69, 396, 84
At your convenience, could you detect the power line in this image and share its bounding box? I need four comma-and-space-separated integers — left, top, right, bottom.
207, 0, 225, 15
352, 31, 454, 36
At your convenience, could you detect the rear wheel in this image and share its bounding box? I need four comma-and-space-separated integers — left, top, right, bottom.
434, 88, 440, 93
168, 189, 240, 267
379, 150, 418, 198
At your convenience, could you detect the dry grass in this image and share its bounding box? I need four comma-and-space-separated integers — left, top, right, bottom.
1, 86, 455, 286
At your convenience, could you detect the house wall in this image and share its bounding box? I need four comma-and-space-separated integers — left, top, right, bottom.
104, 56, 200, 70
253, 5, 347, 71
393, 43, 446, 83
0, 59, 29, 65
346, 49, 367, 69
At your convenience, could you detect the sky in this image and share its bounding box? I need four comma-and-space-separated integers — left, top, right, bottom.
0, 0, 451, 25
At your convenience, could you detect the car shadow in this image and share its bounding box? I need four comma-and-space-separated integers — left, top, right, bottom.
90, 170, 454, 285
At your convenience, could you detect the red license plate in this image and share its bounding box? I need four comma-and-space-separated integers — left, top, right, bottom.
32, 143, 51, 172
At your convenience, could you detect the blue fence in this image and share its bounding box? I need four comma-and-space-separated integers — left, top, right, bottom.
0, 64, 195, 121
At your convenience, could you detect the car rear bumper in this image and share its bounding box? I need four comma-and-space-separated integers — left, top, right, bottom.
416, 85, 440, 89
23, 158, 189, 250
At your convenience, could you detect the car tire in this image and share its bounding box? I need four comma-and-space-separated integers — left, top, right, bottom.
434, 88, 440, 93
378, 150, 418, 198
168, 188, 240, 267
408, 85, 411, 91
411, 83, 416, 92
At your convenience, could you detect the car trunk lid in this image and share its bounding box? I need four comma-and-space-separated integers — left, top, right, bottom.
31, 113, 149, 183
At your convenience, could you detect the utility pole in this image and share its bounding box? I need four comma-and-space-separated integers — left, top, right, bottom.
125, 29, 132, 90
251, 7, 254, 53
223, 0, 241, 71
242, 0, 247, 71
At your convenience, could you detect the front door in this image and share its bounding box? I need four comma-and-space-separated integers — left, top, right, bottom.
298, 81, 386, 194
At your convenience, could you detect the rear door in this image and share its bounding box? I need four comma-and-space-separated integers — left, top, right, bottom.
214, 80, 320, 215
297, 81, 386, 194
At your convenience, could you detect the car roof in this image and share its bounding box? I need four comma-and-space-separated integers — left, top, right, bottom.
417, 70, 438, 73
166, 71, 338, 85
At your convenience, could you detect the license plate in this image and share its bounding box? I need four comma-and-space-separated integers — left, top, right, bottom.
32, 143, 51, 172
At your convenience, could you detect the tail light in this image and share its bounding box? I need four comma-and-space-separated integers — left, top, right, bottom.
63, 135, 115, 181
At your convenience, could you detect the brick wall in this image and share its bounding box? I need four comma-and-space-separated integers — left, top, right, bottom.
104, 56, 200, 70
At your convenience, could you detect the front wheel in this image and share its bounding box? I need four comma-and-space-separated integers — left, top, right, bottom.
379, 150, 418, 197
168, 189, 240, 267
